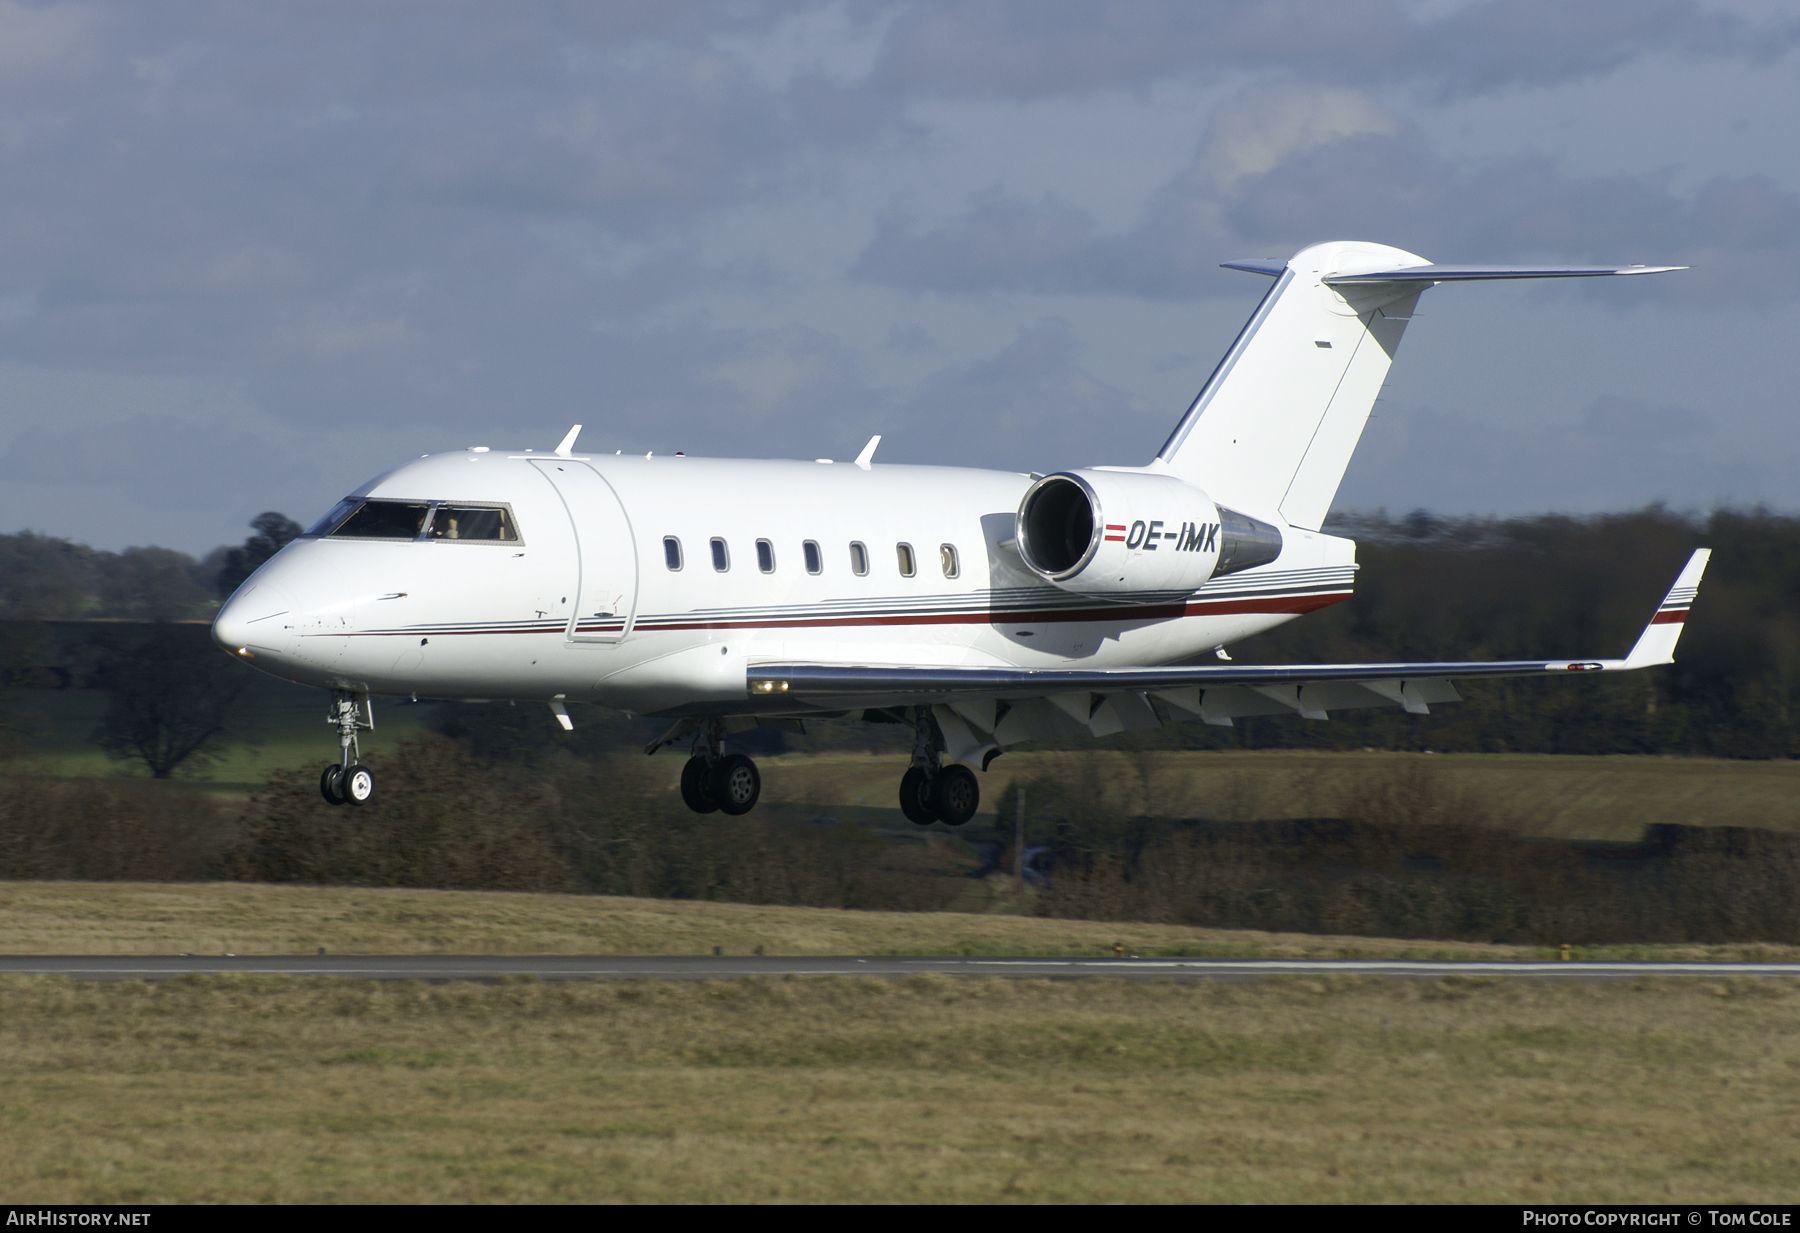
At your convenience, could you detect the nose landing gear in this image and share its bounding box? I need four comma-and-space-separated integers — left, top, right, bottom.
318, 691, 376, 807
898, 706, 979, 826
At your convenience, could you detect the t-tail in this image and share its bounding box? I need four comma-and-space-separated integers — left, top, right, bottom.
1149, 241, 1686, 531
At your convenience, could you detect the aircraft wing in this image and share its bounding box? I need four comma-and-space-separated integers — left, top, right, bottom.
742, 550, 1710, 749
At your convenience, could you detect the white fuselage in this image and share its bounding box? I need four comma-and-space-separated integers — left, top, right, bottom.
212, 450, 1357, 718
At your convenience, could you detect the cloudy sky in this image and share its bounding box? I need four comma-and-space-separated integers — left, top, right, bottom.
0, 0, 1795, 554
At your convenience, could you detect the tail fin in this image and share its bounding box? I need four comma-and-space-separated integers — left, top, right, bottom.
1152, 242, 1687, 531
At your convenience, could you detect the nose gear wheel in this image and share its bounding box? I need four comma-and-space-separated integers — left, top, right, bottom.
342, 765, 376, 805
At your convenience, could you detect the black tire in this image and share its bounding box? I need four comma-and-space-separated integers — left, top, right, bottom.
319, 765, 346, 806
711, 753, 761, 816
680, 755, 720, 814
932, 764, 979, 826
343, 765, 375, 806
898, 767, 937, 825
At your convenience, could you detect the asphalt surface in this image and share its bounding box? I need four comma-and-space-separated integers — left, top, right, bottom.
3, 955, 1798, 982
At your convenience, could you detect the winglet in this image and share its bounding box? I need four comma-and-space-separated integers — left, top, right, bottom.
555, 424, 582, 457
1624, 549, 1711, 667
854, 434, 881, 470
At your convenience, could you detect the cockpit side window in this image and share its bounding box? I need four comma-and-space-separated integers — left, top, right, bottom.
305, 497, 363, 537
325, 500, 432, 540
426, 505, 517, 542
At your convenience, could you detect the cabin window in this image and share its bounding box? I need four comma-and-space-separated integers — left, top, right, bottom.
323, 500, 431, 540
940, 544, 960, 579
849, 541, 868, 576
756, 539, 775, 573
711, 538, 730, 572
803, 540, 822, 575
663, 536, 683, 571
426, 505, 517, 542
897, 543, 916, 578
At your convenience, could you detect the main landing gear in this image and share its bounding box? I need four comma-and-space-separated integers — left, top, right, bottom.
650, 709, 980, 825
671, 720, 762, 816
318, 691, 376, 807
898, 706, 979, 827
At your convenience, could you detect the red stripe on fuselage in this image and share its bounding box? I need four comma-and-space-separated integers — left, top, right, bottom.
635, 590, 1350, 632
338, 591, 1353, 638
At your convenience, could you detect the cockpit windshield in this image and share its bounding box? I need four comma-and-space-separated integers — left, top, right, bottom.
306, 498, 520, 543
322, 500, 431, 539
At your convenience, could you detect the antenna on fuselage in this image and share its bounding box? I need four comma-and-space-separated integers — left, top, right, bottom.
555, 424, 582, 457
854, 434, 881, 471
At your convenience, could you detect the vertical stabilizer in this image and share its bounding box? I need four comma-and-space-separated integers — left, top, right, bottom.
1153, 241, 1429, 530
1151, 244, 1686, 531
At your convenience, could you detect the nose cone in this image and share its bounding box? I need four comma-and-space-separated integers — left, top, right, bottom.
213, 582, 297, 660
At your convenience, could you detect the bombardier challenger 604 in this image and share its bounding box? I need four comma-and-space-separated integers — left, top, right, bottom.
212, 241, 1703, 820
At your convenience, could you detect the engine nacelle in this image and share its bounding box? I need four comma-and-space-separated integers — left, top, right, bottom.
1015, 470, 1282, 595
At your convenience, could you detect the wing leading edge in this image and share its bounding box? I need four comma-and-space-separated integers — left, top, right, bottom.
743, 551, 1710, 751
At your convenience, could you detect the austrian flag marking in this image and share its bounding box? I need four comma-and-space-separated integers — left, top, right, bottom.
1103, 523, 1127, 543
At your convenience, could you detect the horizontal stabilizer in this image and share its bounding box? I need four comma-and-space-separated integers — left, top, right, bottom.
1324, 263, 1686, 284
1219, 258, 1287, 277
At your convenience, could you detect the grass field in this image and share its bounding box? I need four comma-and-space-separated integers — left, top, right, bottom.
5, 886, 1798, 1202
4, 881, 1798, 963
3, 972, 1796, 1202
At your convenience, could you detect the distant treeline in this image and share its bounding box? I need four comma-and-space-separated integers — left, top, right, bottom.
0, 512, 302, 622
1125, 505, 1800, 760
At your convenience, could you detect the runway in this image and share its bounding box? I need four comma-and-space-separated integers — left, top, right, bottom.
3, 955, 1799, 982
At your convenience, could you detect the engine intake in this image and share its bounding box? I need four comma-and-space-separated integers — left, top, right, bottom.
1016, 470, 1281, 595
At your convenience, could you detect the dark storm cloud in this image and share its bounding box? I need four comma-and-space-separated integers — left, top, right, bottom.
0, 2, 854, 296
869, 0, 1799, 100
0, 1, 872, 430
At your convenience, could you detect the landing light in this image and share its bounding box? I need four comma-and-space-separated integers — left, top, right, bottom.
751, 679, 790, 694
235, 647, 255, 660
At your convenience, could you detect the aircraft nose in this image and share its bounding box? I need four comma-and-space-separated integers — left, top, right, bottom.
213, 581, 298, 660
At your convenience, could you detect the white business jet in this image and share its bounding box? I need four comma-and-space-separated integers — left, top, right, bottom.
213, 240, 1702, 818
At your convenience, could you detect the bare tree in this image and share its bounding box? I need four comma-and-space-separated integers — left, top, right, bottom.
90, 628, 255, 779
